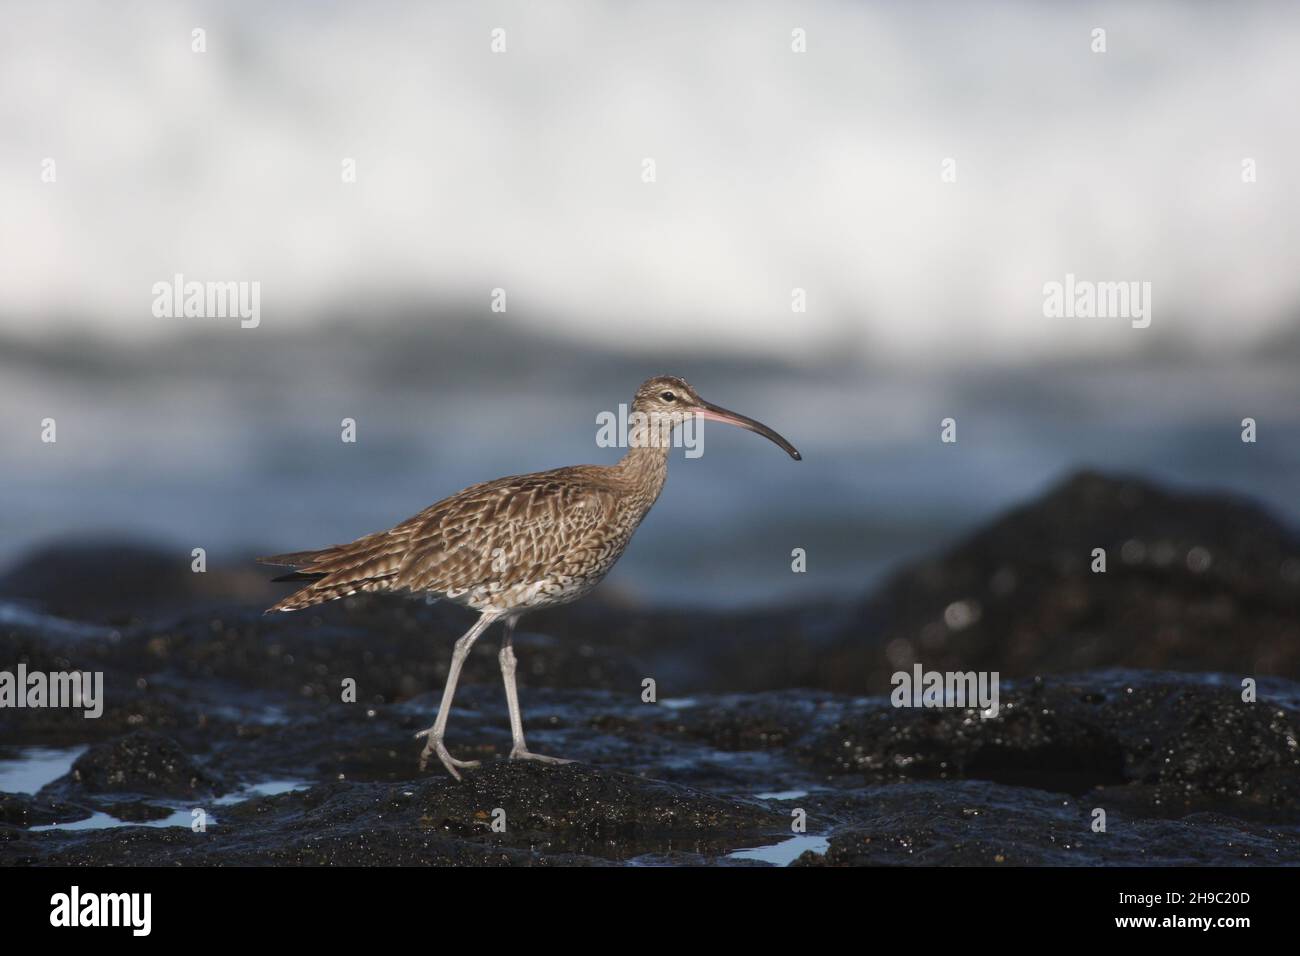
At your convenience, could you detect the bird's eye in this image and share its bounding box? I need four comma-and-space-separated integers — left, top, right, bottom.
660, 391, 676, 402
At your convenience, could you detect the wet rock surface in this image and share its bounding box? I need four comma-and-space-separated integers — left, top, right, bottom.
0, 793, 92, 829
2, 471, 1298, 865
61, 731, 225, 799
789, 781, 1300, 866
2, 661, 1297, 865
826, 470, 1300, 693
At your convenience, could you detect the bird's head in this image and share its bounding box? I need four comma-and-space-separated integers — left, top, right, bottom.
630, 375, 801, 460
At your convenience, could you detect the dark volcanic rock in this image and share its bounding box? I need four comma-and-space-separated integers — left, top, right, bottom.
804, 673, 1300, 815
0, 541, 268, 623
396, 760, 779, 841
790, 782, 1300, 866
3, 671, 1297, 865
7, 763, 785, 865
102, 800, 180, 823
807, 471, 1300, 693
58, 731, 224, 798
0, 793, 92, 828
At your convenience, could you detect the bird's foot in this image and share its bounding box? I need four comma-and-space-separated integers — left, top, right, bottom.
415, 728, 481, 780
508, 747, 572, 766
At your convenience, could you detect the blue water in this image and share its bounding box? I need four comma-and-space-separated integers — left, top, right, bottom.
4, 342, 1297, 608
729, 835, 830, 866
0, 745, 311, 832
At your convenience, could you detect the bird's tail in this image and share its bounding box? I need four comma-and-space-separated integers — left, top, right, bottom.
258, 549, 331, 570
258, 536, 402, 613
258, 547, 350, 612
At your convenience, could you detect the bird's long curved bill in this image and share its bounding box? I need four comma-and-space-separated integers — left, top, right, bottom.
696, 400, 802, 460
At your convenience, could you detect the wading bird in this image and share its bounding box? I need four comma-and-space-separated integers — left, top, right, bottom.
261, 376, 801, 778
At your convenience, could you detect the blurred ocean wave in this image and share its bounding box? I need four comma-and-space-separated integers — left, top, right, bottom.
3, 0, 1300, 364
4, 318, 1297, 607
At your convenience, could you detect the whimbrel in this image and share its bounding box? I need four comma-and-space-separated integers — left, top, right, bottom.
260, 376, 800, 778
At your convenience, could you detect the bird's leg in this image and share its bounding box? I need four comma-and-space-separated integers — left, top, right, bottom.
416, 610, 499, 780
499, 616, 572, 766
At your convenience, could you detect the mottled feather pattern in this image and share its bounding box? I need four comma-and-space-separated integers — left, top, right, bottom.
260, 457, 666, 613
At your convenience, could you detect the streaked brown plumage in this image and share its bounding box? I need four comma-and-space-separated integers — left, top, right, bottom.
260, 375, 800, 778
265, 462, 659, 614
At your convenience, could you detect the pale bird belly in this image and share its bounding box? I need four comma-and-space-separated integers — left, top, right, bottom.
448, 575, 604, 613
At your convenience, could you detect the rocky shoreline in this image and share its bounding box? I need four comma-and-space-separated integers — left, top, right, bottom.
2, 471, 1299, 865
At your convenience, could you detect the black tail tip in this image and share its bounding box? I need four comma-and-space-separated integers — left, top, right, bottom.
271, 571, 326, 583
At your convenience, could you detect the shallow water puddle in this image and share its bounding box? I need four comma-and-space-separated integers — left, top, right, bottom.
32, 809, 199, 832
30, 780, 309, 833
755, 789, 809, 800
728, 835, 829, 866
0, 746, 86, 794
214, 779, 310, 804
0, 751, 311, 832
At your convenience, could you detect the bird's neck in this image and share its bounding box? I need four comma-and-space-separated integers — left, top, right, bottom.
615, 439, 671, 505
